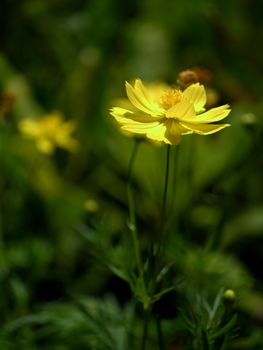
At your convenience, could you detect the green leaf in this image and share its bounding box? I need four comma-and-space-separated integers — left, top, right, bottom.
178, 308, 195, 332
152, 286, 175, 303
156, 262, 174, 283
201, 329, 210, 350
210, 314, 237, 340
109, 264, 131, 284
213, 335, 226, 350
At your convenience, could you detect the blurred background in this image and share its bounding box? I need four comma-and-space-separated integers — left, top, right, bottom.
1, 0, 263, 349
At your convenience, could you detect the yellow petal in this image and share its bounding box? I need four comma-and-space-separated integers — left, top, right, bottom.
164, 120, 193, 145
167, 119, 193, 136
19, 119, 42, 137
146, 121, 185, 145
110, 107, 134, 117
60, 121, 76, 134
164, 132, 181, 145
181, 105, 231, 123
110, 107, 159, 124
183, 83, 206, 113
56, 137, 79, 152
121, 121, 161, 134
146, 82, 170, 104
134, 79, 151, 103
55, 125, 79, 151
146, 123, 168, 142
41, 113, 62, 132
166, 99, 196, 120
111, 108, 163, 135
36, 138, 54, 154
125, 79, 165, 117
121, 120, 172, 144
180, 122, 231, 135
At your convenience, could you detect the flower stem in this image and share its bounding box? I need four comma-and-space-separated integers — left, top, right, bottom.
141, 308, 150, 350
206, 208, 227, 251
155, 144, 171, 267
156, 316, 166, 350
149, 145, 171, 286
160, 145, 171, 234
127, 140, 144, 282
168, 145, 179, 227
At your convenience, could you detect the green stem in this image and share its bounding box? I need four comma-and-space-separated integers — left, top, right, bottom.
156, 316, 166, 350
141, 308, 150, 350
206, 206, 227, 251
160, 145, 171, 234
127, 140, 144, 282
155, 144, 171, 267
168, 146, 179, 226
148, 145, 172, 308
187, 136, 195, 194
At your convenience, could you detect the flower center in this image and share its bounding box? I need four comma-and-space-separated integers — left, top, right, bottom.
160, 89, 182, 109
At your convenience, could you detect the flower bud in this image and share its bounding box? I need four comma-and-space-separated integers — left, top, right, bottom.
224, 289, 236, 302
84, 199, 99, 213
177, 70, 198, 89
241, 113, 257, 126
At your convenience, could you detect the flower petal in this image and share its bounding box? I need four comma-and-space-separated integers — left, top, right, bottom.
36, 138, 54, 154
122, 120, 172, 144
146, 120, 191, 145
164, 120, 193, 145
125, 79, 165, 117
164, 132, 181, 145
145, 82, 170, 104
180, 121, 231, 135
19, 119, 42, 137
146, 123, 169, 142
121, 121, 161, 134
166, 99, 196, 120
181, 105, 231, 123
110, 107, 159, 124
167, 119, 193, 136
183, 83, 206, 113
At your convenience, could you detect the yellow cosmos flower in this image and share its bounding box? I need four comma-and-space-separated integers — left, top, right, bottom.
110, 79, 231, 145
19, 112, 79, 154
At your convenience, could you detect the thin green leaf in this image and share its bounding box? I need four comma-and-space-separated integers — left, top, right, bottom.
210, 314, 237, 340
153, 286, 175, 302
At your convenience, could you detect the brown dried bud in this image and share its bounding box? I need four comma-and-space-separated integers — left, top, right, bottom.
191, 67, 213, 84
0, 91, 16, 115
177, 70, 198, 90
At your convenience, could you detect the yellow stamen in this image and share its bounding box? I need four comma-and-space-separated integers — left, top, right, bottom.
159, 89, 183, 109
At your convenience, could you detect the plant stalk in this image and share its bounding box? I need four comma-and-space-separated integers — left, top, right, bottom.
160, 145, 171, 234
156, 316, 166, 350
141, 308, 150, 350
127, 140, 145, 283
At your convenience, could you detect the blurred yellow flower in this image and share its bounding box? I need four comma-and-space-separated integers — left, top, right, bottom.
84, 199, 99, 213
110, 79, 231, 145
19, 112, 79, 154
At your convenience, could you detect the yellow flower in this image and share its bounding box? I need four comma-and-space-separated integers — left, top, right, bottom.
84, 199, 99, 212
110, 79, 231, 145
19, 112, 79, 154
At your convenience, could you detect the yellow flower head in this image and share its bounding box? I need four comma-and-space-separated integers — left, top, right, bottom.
19, 112, 79, 154
110, 79, 231, 145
